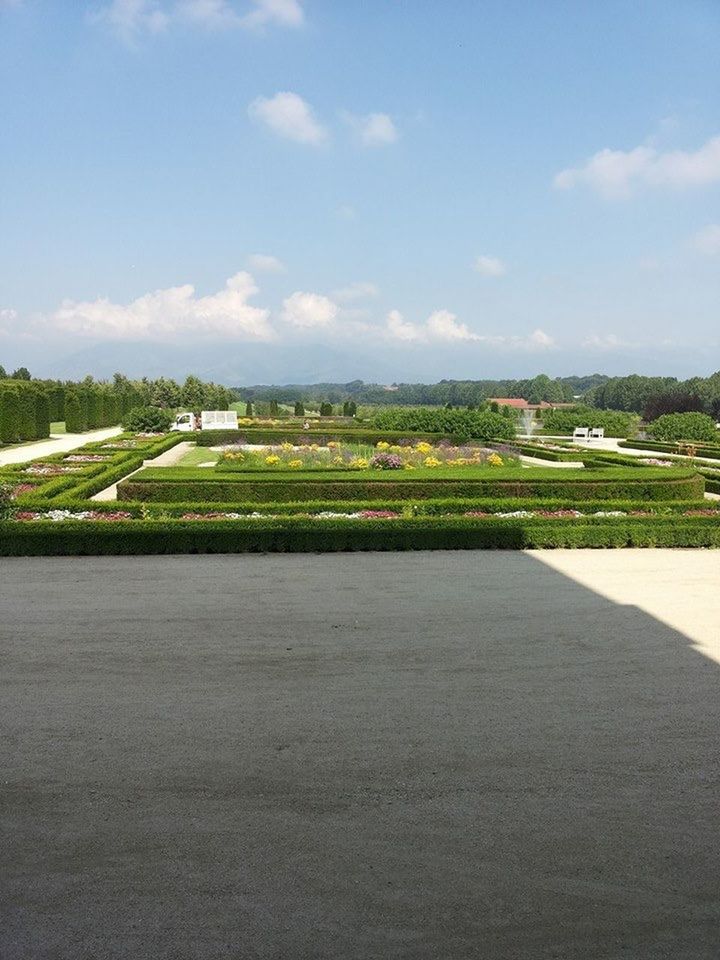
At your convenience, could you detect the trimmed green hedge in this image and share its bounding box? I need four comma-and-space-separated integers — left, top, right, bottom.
32, 495, 718, 518
13, 433, 186, 505
540, 407, 639, 437
699, 472, 720, 494
648, 412, 718, 442
492, 442, 585, 462
0, 381, 51, 444
195, 428, 446, 447
371, 408, 516, 441
619, 439, 720, 460
118, 467, 704, 503
1, 514, 718, 555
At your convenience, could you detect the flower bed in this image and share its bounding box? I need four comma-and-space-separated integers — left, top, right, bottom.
23, 464, 84, 475
216, 440, 518, 472
64, 454, 111, 463
15, 509, 134, 522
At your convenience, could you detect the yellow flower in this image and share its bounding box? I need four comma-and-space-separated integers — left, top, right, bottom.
281, 442, 294, 452
415, 441, 432, 454
424, 456, 441, 468
288, 459, 303, 469
376, 440, 390, 450
404, 463, 416, 470
332, 456, 344, 465
488, 453, 503, 467
327, 441, 340, 449
350, 457, 369, 469
265, 454, 280, 466
389, 445, 403, 453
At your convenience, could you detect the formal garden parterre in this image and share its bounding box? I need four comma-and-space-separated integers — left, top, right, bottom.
1, 422, 719, 554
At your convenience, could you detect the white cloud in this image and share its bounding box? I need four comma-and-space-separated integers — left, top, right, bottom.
247, 253, 286, 273
555, 135, 720, 197
281, 291, 338, 328
386, 309, 423, 342
385, 308, 483, 343
94, 0, 169, 40
332, 281, 379, 303
343, 111, 398, 146
526, 328, 554, 348
95, 0, 303, 38
241, 0, 303, 29
473, 255, 506, 277
52, 271, 275, 341
176, 0, 240, 28
384, 312, 554, 349
694, 224, 720, 256
426, 309, 483, 342
249, 92, 327, 145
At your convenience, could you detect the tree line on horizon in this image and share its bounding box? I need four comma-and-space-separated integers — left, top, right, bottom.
0, 369, 232, 444
235, 372, 720, 420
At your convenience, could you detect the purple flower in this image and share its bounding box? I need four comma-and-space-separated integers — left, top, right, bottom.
369, 453, 404, 470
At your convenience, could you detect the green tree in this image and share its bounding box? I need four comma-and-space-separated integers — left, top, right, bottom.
527, 374, 565, 404
294, 400, 305, 416
152, 377, 182, 408
124, 406, 173, 432
181, 375, 206, 409
245, 401, 253, 417
10, 366, 31, 381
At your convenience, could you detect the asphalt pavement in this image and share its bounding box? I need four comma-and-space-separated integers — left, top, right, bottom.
2, 551, 719, 959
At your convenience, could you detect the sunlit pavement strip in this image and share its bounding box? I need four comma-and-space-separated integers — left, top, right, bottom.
531, 549, 720, 665
0, 426, 122, 467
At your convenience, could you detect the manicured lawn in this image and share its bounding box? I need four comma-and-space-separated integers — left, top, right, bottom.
175, 445, 221, 467
50, 421, 66, 434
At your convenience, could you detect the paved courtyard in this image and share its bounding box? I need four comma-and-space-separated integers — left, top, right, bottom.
2, 551, 719, 959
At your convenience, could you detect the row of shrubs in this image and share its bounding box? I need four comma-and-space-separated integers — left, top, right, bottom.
5, 433, 186, 506
117, 468, 704, 503
37, 495, 717, 518
195, 428, 447, 447
540, 407, 639, 437
648, 412, 719, 442
371, 408, 516, 441
619, 439, 720, 459
1, 514, 719, 555
0, 381, 51, 444
491, 441, 584, 462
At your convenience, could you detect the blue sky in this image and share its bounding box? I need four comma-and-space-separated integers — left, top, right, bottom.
1, 0, 719, 383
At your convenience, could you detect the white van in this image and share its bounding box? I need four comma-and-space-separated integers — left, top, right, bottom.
170, 410, 238, 432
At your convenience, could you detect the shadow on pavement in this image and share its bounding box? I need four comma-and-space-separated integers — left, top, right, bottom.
1, 552, 719, 959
